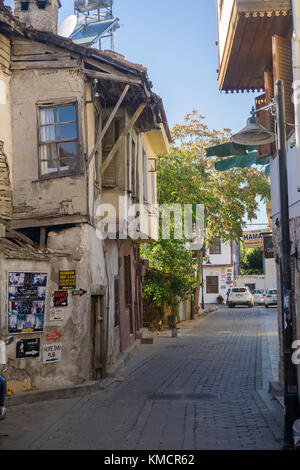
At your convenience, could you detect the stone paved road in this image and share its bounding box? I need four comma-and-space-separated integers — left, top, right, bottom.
0, 307, 283, 450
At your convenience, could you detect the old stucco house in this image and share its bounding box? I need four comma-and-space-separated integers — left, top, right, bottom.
0, 0, 170, 392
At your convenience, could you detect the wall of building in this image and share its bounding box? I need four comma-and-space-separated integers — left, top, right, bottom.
270, 134, 300, 222
202, 265, 231, 304
0, 223, 128, 393
235, 274, 265, 290
0, 34, 13, 173
10, 67, 87, 219
273, 218, 300, 393
200, 241, 234, 304
264, 258, 277, 290
0, 226, 88, 391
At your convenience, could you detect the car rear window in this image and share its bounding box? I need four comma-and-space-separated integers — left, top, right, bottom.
268, 290, 277, 294
254, 290, 264, 294
232, 288, 246, 293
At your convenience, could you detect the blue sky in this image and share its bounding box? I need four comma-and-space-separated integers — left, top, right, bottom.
5, 0, 268, 225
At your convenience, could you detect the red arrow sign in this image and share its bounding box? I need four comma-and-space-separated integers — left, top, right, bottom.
72, 289, 87, 297
46, 331, 62, 342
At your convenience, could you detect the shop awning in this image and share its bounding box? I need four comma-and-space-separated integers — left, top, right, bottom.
206, 142, 257, 158
214, 153, 270, 172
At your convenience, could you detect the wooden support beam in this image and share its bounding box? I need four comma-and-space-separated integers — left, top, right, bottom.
101, 102, 147, 175
83, 69, 141, 86
87, 84, 130, 168
39, 226, 47, 250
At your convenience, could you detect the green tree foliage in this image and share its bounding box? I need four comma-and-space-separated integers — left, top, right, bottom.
142, 111, 270, 310
240, 246, 264, 275
142, 239, 195, 308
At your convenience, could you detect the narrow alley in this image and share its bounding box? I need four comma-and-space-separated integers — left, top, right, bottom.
0, 307, 283, 451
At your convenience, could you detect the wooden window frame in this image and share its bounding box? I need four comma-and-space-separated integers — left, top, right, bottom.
209, 237, 222, 255
143, 149, 148, 203
37, 101, 80, 180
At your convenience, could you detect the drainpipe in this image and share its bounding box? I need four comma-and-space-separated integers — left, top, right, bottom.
292, 0, 300, 192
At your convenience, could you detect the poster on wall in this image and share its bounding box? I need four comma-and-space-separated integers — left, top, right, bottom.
16, 338, 40, 358
58, 270, 76, 290
51, 291, 69, 308
8, 272, 47, 334
43, 343, 62, 364
50, 309, 64, 322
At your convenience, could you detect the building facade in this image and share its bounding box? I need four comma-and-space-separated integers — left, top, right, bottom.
0, 1, 170, 392
201, 238, 237, 304
216, 0, 298, 391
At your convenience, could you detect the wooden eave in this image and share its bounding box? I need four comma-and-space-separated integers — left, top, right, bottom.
218, 7, 292, 93
24, 29, 171, 141
0, 6, 25, 36
0, 5, 171, 142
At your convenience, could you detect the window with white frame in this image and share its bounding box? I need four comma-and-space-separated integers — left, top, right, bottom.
38, 103, 79, 178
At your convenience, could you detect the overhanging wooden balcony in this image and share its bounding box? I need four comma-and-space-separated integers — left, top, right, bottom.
217, 0, 292, 92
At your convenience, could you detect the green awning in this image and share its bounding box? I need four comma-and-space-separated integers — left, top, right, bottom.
206, 142, 257, 158
214, 153, 270, 171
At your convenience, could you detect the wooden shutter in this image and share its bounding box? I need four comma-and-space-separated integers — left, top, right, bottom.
124, 255, 132, 307
102, 119, 123, 187
102, 119, 116, 187
272, 34, 295, 138
206, 276, 219, 294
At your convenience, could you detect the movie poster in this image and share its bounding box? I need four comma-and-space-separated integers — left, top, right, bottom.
8, 272, 47, 334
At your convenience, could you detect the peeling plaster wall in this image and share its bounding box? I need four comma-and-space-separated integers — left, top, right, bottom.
0, 225, 113, 392
10, 68, 87, 218
0, 34, 13, 174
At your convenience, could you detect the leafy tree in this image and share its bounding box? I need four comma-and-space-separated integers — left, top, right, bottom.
142, 111, 270, 314
240, 246, 264, 275
142, 239, 196, 309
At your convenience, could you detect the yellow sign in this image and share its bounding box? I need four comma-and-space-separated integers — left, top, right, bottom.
243, 229, 271, 249
58, 270, 76, 290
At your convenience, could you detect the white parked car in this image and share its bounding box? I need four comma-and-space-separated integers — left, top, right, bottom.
253, 289, 265, 306
228, 287, 254, 308
264, 289, 277, 308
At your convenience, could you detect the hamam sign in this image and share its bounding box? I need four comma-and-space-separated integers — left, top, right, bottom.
243, 229, 271, 250
43, 343, 62, 364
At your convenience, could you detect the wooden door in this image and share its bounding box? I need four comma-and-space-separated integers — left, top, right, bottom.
91, 295, 105, 380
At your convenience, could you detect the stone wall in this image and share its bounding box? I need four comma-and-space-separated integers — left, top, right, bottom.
14, 0, 60, 34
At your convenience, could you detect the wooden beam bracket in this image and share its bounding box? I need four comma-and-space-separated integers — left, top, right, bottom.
86, 84, 130, 168
101, 102, 148, 175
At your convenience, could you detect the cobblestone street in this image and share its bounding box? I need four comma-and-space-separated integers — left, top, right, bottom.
0, 307, 283, 450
